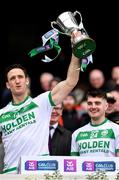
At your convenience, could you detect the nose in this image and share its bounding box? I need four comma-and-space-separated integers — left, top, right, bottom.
52, 108, 57, 112
91, 103, 96, 108
15, 77, 20, 83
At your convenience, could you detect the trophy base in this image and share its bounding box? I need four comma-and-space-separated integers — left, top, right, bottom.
72, 38, 96, 59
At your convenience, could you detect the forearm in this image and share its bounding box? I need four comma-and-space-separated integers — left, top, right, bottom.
51, 54, 80, 105
66, 53, 80, 88
116, 152, 119, 157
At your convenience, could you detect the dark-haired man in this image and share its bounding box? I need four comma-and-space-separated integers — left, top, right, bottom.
0, 32, 81, 174
106, 88, 119, 125
71, 89, 119, 157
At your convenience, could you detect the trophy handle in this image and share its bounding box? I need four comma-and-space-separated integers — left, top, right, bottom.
51, 21, 70, 36
73, 10, 88, 35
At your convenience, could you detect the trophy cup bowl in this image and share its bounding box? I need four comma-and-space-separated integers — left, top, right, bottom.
51, 11, 96, 59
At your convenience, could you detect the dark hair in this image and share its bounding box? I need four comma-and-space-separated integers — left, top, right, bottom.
112, 85, 119, 92
5, 64, 28, 82
106, 96, 116, 104
86, 89, 107, 100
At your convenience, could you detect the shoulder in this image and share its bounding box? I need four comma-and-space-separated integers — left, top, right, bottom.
33, 91, 52, 105
34, 91, 53, 103
107, 120, 119, 129
58, 125, 72, 135
107, 120, 119, 136
0, 103, 11, 115
34, 91, 50, 100
72, 123, 90, 136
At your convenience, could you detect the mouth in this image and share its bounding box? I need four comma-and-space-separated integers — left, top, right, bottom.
90, 109, 99, 114
16, 85, 22, 89
16, 85, 21, 88
51, 114, 58, 118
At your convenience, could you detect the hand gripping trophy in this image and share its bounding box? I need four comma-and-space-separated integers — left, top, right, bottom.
28, 10, 96, 71
51, 10, 96, 59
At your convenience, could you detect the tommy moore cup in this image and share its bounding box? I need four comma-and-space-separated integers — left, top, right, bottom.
51, 11, 96, 59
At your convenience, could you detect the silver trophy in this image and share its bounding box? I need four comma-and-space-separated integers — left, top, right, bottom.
51, 11, 96, 59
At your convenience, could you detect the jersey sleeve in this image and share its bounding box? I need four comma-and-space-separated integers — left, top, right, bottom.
48, 91, 56, 106
36, 91, 55, 107
34, 91, 54, 123
0, 126, 2, 132
71, 132, 80, 156
0, 110, 3, 132
115, 133, 119, 154
35, 91, 51, 107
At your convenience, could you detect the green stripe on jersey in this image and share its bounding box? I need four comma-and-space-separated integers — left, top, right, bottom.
90, 118, 108, 126
3, 167, 17, 173
71, 152, 80, 156
48, 91, 56, 106
76, 129, 115, 141
12, 96, 29, 106
0, 102, 38, 123
116, 149, 119, 153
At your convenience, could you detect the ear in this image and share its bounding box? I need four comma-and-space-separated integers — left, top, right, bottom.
105, 102, 108, 111
26, 78, 29, 86
6, 82, 10, 89
60, 109, 63, 116
26, 82, 29, 86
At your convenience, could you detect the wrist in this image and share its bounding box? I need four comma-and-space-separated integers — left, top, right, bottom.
72, 53, 79, 60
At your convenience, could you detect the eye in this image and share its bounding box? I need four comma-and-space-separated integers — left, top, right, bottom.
9, 76, 16, 81
54, 107, 62, 111
95, 102, 101, 105
18, 75, 24, 79
87, 102, 92, 105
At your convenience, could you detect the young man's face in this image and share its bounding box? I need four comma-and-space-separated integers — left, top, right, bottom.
6, 68, 29, 96
87, 96, 108, 120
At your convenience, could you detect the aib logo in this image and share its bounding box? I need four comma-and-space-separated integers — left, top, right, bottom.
82, 161, 116, 171
82, 161, 95, 171
64, 159, 76, 172
25, 160, 37, 170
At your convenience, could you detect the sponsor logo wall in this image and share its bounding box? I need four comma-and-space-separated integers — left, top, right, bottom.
19, 156, 119, 175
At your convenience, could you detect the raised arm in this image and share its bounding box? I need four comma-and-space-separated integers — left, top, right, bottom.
51, 32, 81, 105
116, 152, 119, 157
0, 133, 2, 143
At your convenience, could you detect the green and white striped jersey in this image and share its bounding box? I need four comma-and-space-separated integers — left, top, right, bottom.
0, 91, 54, 174
71, 119, 119, 157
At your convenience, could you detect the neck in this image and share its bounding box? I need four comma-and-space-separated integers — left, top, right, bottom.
91, 116, 106, 125
50, 122, 58, 126
12, 93, 28, 105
